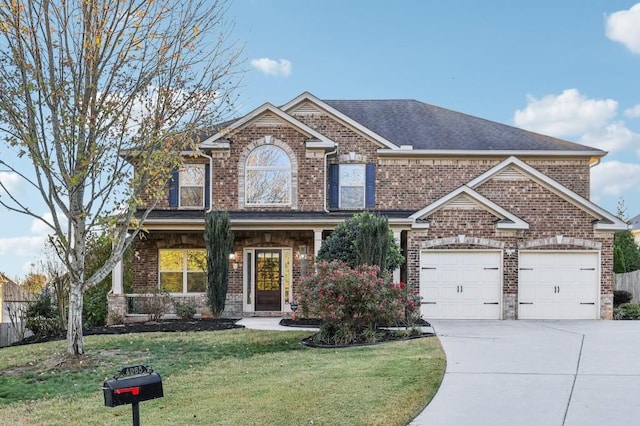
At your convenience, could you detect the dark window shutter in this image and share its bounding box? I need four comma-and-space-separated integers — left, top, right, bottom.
204, 164, 211, 209
365, 163, 376, 208
169, 170, 179, 207
329, 164, 339, 209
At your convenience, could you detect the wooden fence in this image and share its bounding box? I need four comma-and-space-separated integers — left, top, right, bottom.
0, 323, 20, 347
615, 271, 640, 303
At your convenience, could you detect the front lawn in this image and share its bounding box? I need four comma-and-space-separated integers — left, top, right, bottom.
0, 329, 445, 425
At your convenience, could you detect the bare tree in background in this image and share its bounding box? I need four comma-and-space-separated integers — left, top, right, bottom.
0, 0, 243, 355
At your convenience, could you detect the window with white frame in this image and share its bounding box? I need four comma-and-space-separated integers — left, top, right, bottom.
159, 249, 206, 293
245, 145, 291, 205
339, 164, 365, 209
179, 164, 205, 208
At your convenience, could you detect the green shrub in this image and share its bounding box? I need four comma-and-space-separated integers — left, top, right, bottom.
175, 299, 198, 320
83, 280, 110, 327
298, 261, 421, 345
614, 290, 633, 306
316, 212, 404, 272
25, 291, 62, 337
614, 303, 640, 320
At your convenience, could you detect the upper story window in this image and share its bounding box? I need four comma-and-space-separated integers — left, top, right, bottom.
245, 145, 291, 205
159, 249, 206, 293
329, 163, 376, 210
339, 164, 366, 209
179, 164, 205, 208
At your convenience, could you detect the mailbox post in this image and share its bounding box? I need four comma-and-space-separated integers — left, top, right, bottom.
103, 365, 163, 426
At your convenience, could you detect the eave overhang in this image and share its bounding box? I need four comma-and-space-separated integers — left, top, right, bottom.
377, 149, 608, 158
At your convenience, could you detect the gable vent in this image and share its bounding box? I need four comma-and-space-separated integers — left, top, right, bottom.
292, 103, 321, 116
494, 166, 527, 181
445, 195, 477, 210
254, 113, 283, 127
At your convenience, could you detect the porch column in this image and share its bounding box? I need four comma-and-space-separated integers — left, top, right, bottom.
313, 229, 323, 258
107, 259, 127, 324
112, 259, 123, 295
393, 230, 401, 283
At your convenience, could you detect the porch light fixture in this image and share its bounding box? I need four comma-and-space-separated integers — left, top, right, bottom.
298, 245, 308, 260
229, 252, 239, 270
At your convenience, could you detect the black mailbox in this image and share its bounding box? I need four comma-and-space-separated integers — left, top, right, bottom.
103, 371, 163, 407
103, 365, 163, 426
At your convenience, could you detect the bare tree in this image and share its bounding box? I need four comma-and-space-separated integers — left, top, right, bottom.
0, 0, 242, 355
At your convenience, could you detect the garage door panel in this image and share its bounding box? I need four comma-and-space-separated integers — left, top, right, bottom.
420, 251, 502, 320
518, 252, 599, 320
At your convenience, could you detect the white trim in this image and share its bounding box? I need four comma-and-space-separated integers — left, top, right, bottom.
178, 164, 206, 209
282, 92, 399, 150
377, 149, 606, 158
158, 248, 207, 294
200, 103, 337, 148
338, 164, 366, 209
137, 217, 415, 231
244, 144, 292, 207
409, 186, 529, 230
466, 156, 628, 231
243, 247, 293, 313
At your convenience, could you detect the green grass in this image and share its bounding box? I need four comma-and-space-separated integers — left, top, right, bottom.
0, 329, 445, 425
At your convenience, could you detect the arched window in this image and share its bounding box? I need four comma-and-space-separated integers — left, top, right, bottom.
245, 145, 291, 205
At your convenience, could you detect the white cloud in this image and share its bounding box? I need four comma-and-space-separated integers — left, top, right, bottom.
0, 171, 23, 196
0, 234, 48, 258
606, 3, 640, 55
0, 213, 62, 266
579, 121, 640, 153
30, 213, 57, 235
250, 58, 292, 77
591, 161, 640, 197
624, 104, 640, 118
513, 89, 617, 138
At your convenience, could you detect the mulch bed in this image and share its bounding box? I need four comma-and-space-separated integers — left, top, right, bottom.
12, 318, 243, 347
301, 329, 435, 349
280, 318, 435, 348
279, 318, 432, 328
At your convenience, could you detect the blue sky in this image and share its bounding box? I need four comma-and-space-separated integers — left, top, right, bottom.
1, 0, 639, 279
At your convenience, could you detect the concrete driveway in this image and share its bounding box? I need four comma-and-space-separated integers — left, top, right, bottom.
410, 320, 640, 426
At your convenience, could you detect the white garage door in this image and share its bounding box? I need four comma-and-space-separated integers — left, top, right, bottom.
420, 250, 502, 319
518, 251, 599, 319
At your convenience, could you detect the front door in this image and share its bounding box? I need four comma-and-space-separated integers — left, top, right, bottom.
255, 250, 282, 311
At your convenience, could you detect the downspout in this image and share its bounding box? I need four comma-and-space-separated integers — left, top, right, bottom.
324, 146, 338, 213
198, 149, 214, 213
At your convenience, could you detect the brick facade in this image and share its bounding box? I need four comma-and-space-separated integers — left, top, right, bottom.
117, 96, 620, 321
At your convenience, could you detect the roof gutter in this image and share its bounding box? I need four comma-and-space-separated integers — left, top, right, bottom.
377, 149, 607, 158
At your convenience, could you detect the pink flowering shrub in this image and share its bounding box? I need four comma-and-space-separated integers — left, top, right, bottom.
298, 261, 421, 345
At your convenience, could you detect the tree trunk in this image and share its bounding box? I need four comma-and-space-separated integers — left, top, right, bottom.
67, 283, 84, 356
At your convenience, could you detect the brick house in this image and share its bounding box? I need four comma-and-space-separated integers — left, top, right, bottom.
109, 92, 627, 321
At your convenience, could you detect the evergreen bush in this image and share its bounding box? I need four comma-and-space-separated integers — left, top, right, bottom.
204, 211, 234, 317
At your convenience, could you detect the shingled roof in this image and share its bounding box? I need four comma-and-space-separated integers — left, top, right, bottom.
324, 99, 602, 153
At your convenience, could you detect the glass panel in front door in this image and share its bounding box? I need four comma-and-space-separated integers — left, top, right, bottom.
255, 250, 282, 311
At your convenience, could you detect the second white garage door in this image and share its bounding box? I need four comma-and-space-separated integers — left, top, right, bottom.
518, 251, 599, 319
420, 250, 502, 319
